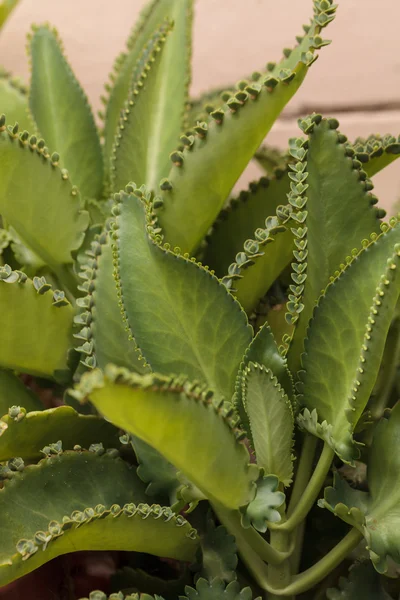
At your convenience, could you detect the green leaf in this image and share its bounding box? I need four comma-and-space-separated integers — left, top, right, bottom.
0, 266, 73, 380
111, 4, 193, 194
242, 363, 294, 486
298, 220, 400, 463
185, 85, 232, 129
198, 516, 238, 583
234, 322, 294, 435
240, 475, 285, 532
183, 578, 258, 600
112, 186, 252, 401
225, 215, 293, 315
203, 173, 290, 278
0, 117, 89, 275
286, 117, 382, 374
28, 25, 103, 199
327, 562, 392, 600
0, 370, 43, 414
73, 365, 259, 510
0, 450, 198, 586
110, 566, 190, 598
351, 134, 400, 178
0, 68, 34, 130
0, 405, 120, 461
74, 227, 148, 374
103, 0, 193, 184
157, 6, 336, 253
0, 0, 19, 28
321, 403, 400, 574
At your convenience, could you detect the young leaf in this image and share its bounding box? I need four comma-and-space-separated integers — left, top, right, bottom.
351, 134, 400, 178
112, 186, 252, 401
183, 577, 257, 600
198, 517, 238, 583
28, 25, 104, 199
74, 227, 148, 374
157, 4, 336, 253
0, 450, 197, 586
327, 562, 392, 600
0, 370, 43, 415
242, 363, 294, 486
103, 0, 193, 183
286, 117, 382, 374
0, 405, 120, 461
240, 475, 285, 532
73, 365, 259, 510
321, 403, 400, 575
112, 5, 192, 194
298, 221, 400, 463
0, 118, 89, 275
0, 68, 34, 130
0, 267, 73, 380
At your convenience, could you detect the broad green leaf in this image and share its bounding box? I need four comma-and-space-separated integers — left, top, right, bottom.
73, 365, 259, 509
74, 228, 148, 374
0, 405, 120, 461
103, 0, 193, 183
185, 85, 232, 129
112, 3, 192, 194
112, 186, 252, 401
351, 134, 400, 178
157, 5, 336, 253
0, 370, 43, 414
327, 562, 392, 600
0, 266, 73, 381
203, 173, 290, 277
0, 0, 19, 28
240, 475, 285, 533
254, 145, 290, 176
110, 566, 190, 599
287, 117, 382, 374
0, 68, 33, 130
298, 221, 400, 463
0, 450, 197, 586
28, 25, 103, 199
242, 363, 294, 486
321, 403, 400, 574
0, 119, 89, 276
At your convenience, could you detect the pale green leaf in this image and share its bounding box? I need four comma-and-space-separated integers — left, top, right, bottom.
28, 25, 103, 199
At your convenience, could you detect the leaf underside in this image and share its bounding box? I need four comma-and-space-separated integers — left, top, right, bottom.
0, 451, 198, 586
73, 365, 258, 509
0, 405, 120, 461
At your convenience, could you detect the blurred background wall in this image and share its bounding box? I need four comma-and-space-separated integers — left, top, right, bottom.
1, 0, 399, 211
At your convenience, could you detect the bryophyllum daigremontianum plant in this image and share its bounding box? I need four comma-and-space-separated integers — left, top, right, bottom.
0, 0, 400, 598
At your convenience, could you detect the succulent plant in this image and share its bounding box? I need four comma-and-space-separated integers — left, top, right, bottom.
0, 0, 400, 598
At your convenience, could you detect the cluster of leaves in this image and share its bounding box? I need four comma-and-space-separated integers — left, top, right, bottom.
0, 0, 400, 598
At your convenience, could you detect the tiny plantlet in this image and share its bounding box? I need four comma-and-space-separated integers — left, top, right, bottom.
0, 0, 400, 598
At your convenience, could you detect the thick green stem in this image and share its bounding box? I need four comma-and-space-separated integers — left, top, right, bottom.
270, 443, 334, 533
267, 529, 293, 600
276, 528, 363, 596
288, 434, 318, 517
